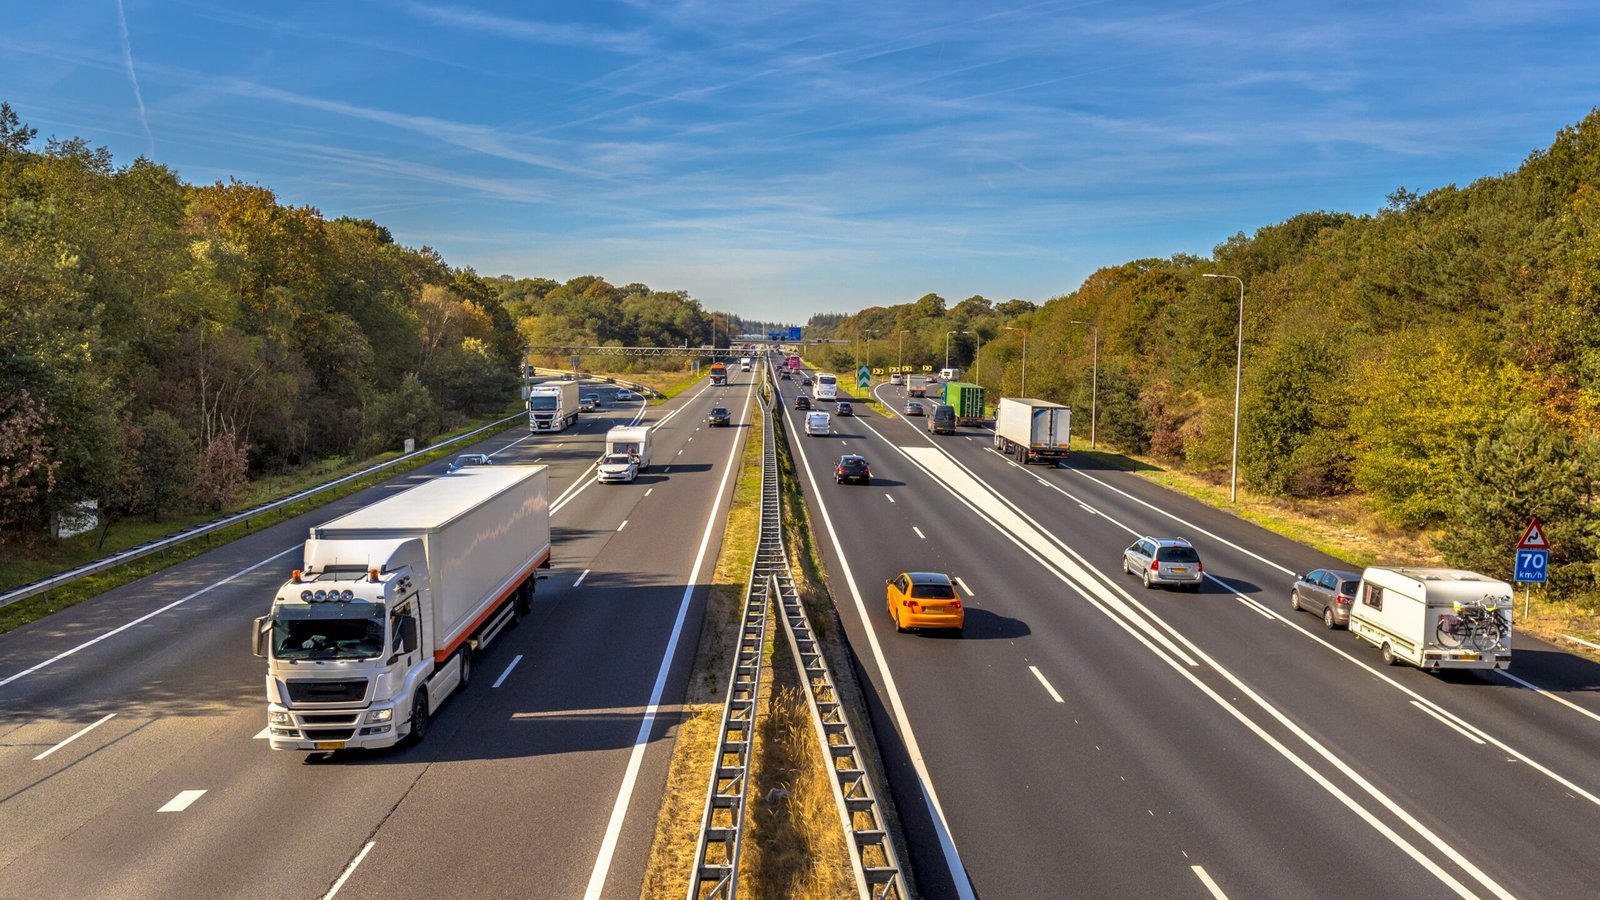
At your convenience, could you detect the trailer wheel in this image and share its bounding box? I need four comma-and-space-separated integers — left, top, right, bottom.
1380, 642, 1397, 666
408, 690, 430, 744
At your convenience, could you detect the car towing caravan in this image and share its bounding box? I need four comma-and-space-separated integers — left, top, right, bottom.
597, 425, 651, 483
1348, 567, 1513, 670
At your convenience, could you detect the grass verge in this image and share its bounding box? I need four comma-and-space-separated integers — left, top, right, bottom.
0, 410, 523, 635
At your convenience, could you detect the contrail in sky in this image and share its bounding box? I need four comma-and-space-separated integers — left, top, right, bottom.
115, 0, 154, 155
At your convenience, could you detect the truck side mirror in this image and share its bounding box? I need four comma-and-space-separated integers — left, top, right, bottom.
252, 615, 271, 658
399, 615, 419, 653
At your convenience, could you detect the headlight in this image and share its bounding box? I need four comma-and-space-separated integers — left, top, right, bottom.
365, 708, 393, 724
269, 711, 291, 724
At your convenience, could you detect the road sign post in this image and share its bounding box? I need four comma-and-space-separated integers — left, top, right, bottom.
857, 365, 871, 390
1514, 517, 1550, 617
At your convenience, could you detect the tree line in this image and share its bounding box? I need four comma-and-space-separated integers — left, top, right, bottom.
0, 103, 716, 544
808, 108, 1600, 592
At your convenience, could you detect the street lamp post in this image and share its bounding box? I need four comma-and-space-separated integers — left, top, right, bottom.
1068, 320, 1098, 449
897, 329, 909, 371
945, 330, 959, 369
972, 331, 982, 383
1203, 273, 1246, 503
864, 329, 876, 369
1004, 326, 1028, 397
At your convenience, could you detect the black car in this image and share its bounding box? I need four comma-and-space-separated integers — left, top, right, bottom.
834, 454, 871, 484
779, 370, 792, 380
795, 395, 812, 410
708, 406, 731, 427
837, 401, 854, 417
801, 375, 813, 387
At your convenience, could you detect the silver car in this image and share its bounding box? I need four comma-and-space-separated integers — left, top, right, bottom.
1291, 568, 1361, 629
1123, 537, 1203, 591
447, 453, 491, 472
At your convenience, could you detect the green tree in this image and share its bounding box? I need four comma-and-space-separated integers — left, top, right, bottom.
138, 410, 194, 520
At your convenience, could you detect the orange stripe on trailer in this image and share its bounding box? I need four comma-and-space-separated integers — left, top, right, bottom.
433, 547, 550, 663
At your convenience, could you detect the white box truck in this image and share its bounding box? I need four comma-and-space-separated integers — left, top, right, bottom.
528, 380, 580, 432
253, 466, 551, 750
740, 357, 753, 372
597, 425, 651, 483
1349, 567, 1514, 671
993, 398, 1071, 465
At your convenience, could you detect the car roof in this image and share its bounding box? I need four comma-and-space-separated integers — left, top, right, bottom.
904, 571, 953, 584
838, 454, 867, 463
1143, 536, 1192, 548
710, 406, 728, 412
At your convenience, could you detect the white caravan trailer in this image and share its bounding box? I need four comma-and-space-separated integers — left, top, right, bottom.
1349, 567, 1513, 671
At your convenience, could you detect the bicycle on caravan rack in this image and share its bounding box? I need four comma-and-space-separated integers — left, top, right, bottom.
1435, 598, 1511, 651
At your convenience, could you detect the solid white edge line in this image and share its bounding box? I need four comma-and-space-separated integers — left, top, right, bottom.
157, 789, 206, 812
1191, 865, 1229, 899
322, 841, 376, 900
582, 375, 754, 900
789, 396, 978, 900
573, 569, 590, 588
492, 654, 523, 689
33, 712, 116, 760
1410, 701, 1487, 745
1029, 666, 1064, 703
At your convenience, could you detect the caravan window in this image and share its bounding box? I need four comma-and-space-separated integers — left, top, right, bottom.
1362, 582, 1383, 611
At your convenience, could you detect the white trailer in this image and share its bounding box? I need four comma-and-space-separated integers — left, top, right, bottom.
1349, 567, 1514, 671
993, 398, 1071, 465
528, 380, 580, 432
597, 425, 651, 483
254, 466, 551, 750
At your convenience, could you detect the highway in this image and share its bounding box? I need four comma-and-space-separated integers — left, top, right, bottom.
0, 374, 757, 900
772, 354, 1600, 899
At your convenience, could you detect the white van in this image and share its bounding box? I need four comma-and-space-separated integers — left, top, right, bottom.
804, 411, 831, 436
740, 357, 753, 372
939, 367, 963, 382
1348, 567, 1513, 670
597, 425, 651, 483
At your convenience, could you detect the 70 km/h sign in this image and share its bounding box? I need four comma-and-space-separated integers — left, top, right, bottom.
1514, 517, 1549, 584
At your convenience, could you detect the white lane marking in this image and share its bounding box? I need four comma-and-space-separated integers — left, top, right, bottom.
322, 841, 375, 900
788, 399, 978, 900
852, 425, 1502, 899
688, 437, 693, 442
1236, 596, 1276, 619
912, 526, 926, 540
533, 458, 543, 463
573, 569, 590, 588
663, 466, 671, 473
677, 450, 684, 456
548, 399, 651, 516
253, 727, 270, 740
954, 577, 974, 597
33, 713, 116, 760
492, 655, 523, 689
885, 494, 896, 503
1, 545, 299, 689
584, 374, 754, 900
617, 520, 628, 532
1494, 669, 1600, 726
1191, 865, 1229, 899
1410, 701, 1486, 745
1563, 634, 1600, 651
645, 488, 653, 497
1029, 666, 1064, 703
158, 790, 206, 812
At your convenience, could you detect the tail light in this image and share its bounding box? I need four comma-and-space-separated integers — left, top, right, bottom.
1196, 561, 1203, 573
1151, 559, 1160, 571
902, 599, 921, 612
949, 599, 962, 609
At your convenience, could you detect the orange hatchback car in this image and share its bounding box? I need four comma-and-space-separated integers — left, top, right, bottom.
886, 572, 964, 634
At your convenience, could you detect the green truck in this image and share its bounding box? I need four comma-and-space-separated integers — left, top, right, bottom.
941, 381, 986, 426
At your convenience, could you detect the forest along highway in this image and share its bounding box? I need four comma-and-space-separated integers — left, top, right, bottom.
0, 371, 756, 900
770, 359, 1600, 898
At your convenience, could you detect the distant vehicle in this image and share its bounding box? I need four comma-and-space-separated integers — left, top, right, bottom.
1349, 567, 1513, 670
1292, 569, 1362, 629
927, 404, 955, 434
942, 381, 986, 426
886, 572, 963, 635
939, 367, 962, 381
908, 377, 927, 398
787, 354, 802, 371
795, 395, 812, 410
614, 388, 637, 401
890, 373, 904, 386
904, 401, 924, 416
579, 397, 597, 412
813, 373, 838, 401
527, 381, 580, 433
740, 357, 753, 372
597, 425, 651, 484
993, 397, 1070, 464
1123, 537, 1203, 591
253, 465, 550, 750
708, 406, 731, 427
805, 411, 831, 436
779, 370, 792, 380
837, 401, 854, 417
834, 454, 871, 485
448, 453, 491, 472
710, 363, 728, 385
801, 375, 813, 387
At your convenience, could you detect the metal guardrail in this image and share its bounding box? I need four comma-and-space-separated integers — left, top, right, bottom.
0, 411, 526, 611
688, 379, 778, 899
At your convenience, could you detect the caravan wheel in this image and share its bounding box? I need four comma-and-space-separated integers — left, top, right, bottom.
1380, 642, 1397, 666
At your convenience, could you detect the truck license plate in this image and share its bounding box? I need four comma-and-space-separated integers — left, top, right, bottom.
1456, 653, 1478, 662
314, 741, 345, 750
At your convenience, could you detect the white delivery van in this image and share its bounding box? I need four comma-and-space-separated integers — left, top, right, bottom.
1349, 567, 1513, 670
805, 411, 831, 436
740, 357, 753, 372
597, 425, 651, 483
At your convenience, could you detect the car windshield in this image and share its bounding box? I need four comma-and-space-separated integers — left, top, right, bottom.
910, 583, 956, 600
1155, 546, 1199, 563
272, 600, 385, 660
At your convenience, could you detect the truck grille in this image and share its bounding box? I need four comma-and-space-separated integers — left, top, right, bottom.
286, 679, 368, 703
302, 727, 358, 742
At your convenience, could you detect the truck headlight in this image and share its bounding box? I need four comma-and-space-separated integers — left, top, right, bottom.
269, 710, 291, 725
365, 708, 393, 724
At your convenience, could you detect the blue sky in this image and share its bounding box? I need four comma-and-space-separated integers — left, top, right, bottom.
4, 1, 1599, 322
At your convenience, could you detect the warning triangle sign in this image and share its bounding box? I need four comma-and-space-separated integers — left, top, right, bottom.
1516, 517, 1549, 550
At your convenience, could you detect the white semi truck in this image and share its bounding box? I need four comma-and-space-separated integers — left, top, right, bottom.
597, 425, 651, 483
527, 380, 580, 432
253, 465, 551, 751
993, 397, 1072, 465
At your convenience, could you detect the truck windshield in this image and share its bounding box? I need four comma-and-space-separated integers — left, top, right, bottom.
273, 600, 386, 660
528, 395, 558, 410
